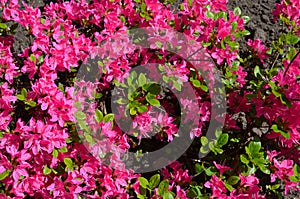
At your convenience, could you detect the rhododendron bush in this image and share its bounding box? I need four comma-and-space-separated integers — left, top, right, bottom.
0, 0, 300, 198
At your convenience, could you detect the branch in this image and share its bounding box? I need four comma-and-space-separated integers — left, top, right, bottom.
283, 50, 300, 77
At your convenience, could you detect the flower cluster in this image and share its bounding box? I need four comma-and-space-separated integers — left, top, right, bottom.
0, 0, 299, 198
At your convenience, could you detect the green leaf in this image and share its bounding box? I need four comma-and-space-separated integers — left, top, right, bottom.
290, 175, 300, 182
149, 174, 160, 189
64, 158, 73, 171
248, 165, 256, 175
228, 41, 239, 51
231, 22, 238, 31
130, 108, 137, 115
138, 73, 147, 86
225, 182, 234, 191
0, 23, 7, 29
116, 98, 128, 105
217, 133, 228, 147
202, 41, 211, 47
94, 92, 103, 99
201, 136, 208, 146
141, 2, 146, 11
204, 167, 215, 176
195, 163, 204, 175
163, 75, 169, 83
158, 179, 169, 196
95, 109, 103, 123
242, 16, 250, 24
137, 105, 148, 113
25, 100, 37, 107
271, 124, 290, 139
148, 99, 160, 106
200, 85, 208, 92
58, 146, 68, 153
137, 194, 145, 199
254, 65, 262, 78
84, 132, 94, 145
216, 11, 227, 20
52, 149, 58, 158
200, 146, 209, 154
16, 94, 25, 101
286, 33, 299, 45
43, 165, 52, 175
259, 165, 270, 174
293, 164, 300, 177
205, 10, 214, 19
138, 177, 149, 189
246, 141, 261, 156
192, 79, 201, 87
74, 111, 86, 120
231, 61, 240, 71
21, 88, 27, 98
78, 120, 89, 131
40, 18, 46, 24
241, 29, 250, 35
38, 55, 44, 64
155, 41, 163, 48
103, 113, 114, 123
158, 64, 165, 71
147, 83, 161, 95
271, 184, 281, 190
234, 7, 242, 16
0, 170, 11, 181
30, 54, 36, 63
240, 154, 249, 164
60, 23, 64, 31
163, 192, 174, 199
120, 15, 126, 23
227, 176, 240, 185
173, 80, 182, 91
286, 47, 296, 61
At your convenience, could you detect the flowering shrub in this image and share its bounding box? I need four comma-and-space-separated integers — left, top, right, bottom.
0, 0, 299, 198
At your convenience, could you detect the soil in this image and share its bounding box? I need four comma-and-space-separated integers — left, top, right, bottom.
227, 0, 282, 45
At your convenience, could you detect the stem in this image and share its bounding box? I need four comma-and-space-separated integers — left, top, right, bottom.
283, 50, 300, 77
270, 52, 279, 69
186, 47, 204, 60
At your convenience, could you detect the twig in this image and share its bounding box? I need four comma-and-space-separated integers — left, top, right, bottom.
270, 52, 280, 69
283, 50, 300, 77
186, 47, 204, 60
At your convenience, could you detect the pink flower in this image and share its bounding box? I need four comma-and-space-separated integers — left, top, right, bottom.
217, 19, 232, 39
238, 174, 262, 198
204, 175, 228, 198
247, 39, 269, 63
213, 161, 232, 176
271, 159, 294, 182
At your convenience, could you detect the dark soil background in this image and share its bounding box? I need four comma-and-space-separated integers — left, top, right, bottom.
227, 0, 287, 70
227, 0, 282, 45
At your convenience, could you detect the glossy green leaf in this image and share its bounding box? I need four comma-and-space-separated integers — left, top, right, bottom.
138, 177, 149, 189
95, 109, 103, 123
75, 111, 86, 120
217, 133, 228, 146
0, 170, 11, 181
227, 176, 240, 185
149, 174, 160, 189
43, 165, 52, 175
163, 192, 174, 199
158, 179, 169, 196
